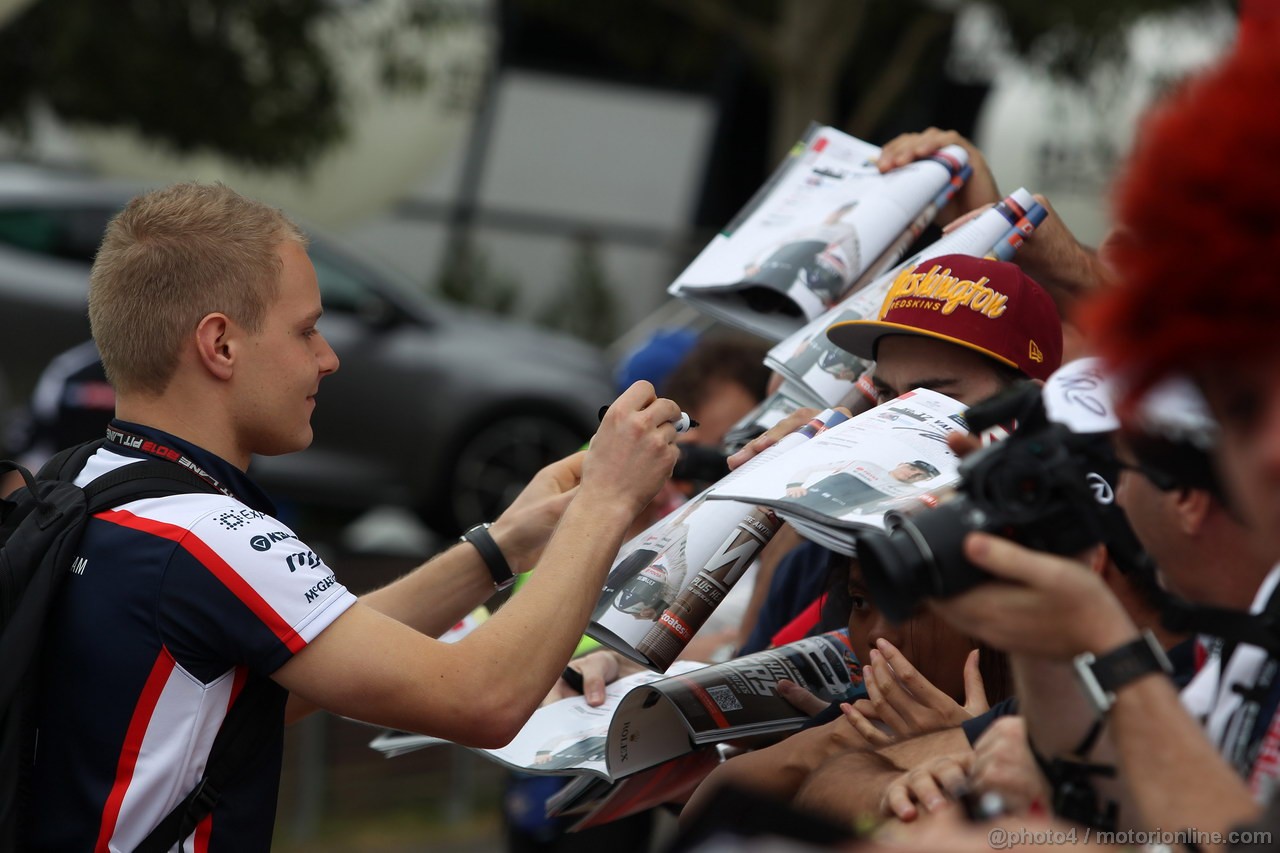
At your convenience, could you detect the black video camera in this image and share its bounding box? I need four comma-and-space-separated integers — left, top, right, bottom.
854, 382, 1122, 623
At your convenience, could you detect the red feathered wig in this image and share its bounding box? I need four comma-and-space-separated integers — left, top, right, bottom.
1089, 17, 1280, 398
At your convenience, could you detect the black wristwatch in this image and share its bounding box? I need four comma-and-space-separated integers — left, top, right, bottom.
460, 523, 516, 591
1073, 629, 1173, 716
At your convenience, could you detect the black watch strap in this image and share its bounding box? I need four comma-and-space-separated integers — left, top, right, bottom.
1074, 630, 1172, 715
461, 523, 516, 590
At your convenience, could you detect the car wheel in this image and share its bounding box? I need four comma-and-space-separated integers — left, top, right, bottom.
444, 413, 588, 533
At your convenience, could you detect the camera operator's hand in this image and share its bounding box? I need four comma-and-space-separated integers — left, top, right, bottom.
969, 717, 1050, 817
855, 641, 988, 736
930, 533, 1140, 660
880, 751, 973, 821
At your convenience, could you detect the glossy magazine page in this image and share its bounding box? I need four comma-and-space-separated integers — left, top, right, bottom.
669, 123, 969, 341
586, 409, 849, 671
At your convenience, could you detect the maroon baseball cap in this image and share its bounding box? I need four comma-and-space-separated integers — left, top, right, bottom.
826, 254, 1063, 381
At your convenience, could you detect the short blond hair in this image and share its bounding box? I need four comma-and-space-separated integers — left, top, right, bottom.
88, 182, 307, 395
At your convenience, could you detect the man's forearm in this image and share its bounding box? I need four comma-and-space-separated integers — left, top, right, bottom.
1013, 654, 1260, 846
876, 725, 970, 769
359, 540, 500, 638
443, 494, 636, 727
684, 718, 868, 824
1012, 656, 1097, 760
794, 746, 906, 825
793, 726, 972, 823
1108, 674, 1259, 850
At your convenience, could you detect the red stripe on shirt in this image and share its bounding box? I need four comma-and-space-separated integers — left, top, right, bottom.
194, 813, 213, 853
95, 650, 177, 853
229, 665, 248, 706
97, 508, 305, 653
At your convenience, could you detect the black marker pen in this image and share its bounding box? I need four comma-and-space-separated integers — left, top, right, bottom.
597, 405, 699, 433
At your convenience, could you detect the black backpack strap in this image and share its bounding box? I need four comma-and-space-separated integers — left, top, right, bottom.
133, 680, 280, 853
40, 448, 252, 851
36, 438, 107, 483
82, 459, 220, 510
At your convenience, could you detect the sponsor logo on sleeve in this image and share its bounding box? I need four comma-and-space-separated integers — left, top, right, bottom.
285, 550, 323, 573
214, 508, 268, 531
305, 574, 338, 603
249, 530, 298, 552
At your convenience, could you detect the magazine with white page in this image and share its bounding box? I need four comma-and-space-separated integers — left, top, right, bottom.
368, 629, 859, 769
708, 389, 968, 555
668, 123, 969, 341
765, 188, 1041, 403
587, 408, 849, 671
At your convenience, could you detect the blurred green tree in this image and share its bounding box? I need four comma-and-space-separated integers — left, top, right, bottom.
504, 0, 1230, 162
434, 235, 520, 315
0, 0, 1227, 173
536, 232, 620, 346
0, 0, 468, 171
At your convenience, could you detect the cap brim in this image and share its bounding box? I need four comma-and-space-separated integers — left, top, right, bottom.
826, 319, 1020, 372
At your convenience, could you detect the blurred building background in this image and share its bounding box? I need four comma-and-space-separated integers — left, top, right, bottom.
0, 0, 1238, 849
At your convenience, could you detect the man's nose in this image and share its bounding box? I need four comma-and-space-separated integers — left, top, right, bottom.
317, 333, 340, 376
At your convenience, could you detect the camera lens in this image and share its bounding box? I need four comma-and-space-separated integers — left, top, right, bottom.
855, 501, 985, 624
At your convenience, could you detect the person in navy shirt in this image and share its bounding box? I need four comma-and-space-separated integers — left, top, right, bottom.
25, 182, 681, 852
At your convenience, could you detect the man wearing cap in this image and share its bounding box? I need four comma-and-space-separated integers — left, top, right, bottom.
667, 255, 1072, 819
731, 253, 1063, 654
825, 252, 1062, 406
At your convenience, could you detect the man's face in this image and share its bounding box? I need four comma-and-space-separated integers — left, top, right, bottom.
1113, 440, 1190, 597
1195, 358, 1280, 562
871, 336, 1010, 408
890, 462, 931, 484
233, 241, 340, 457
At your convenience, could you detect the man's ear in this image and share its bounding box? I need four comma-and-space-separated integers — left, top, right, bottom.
1172, 488, 1212, 536
1084, 543, 1110, 577
194, 313, 235, 380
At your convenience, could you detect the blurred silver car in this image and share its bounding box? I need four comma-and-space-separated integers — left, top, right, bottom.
0, 164, 613, 533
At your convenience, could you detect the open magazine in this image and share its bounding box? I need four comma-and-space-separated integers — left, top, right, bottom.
709, 388, 967, 556
764, 188, 1045, 408
370, 630, 861, 830
668, 123, 970, 341
587, 409, 848, 671
547, 749, 723, 832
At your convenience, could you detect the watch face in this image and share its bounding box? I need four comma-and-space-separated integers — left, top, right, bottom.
1073, 652, 1114, 716
1074, 631, 1171, 716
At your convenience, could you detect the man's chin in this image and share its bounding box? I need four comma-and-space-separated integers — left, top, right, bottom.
253, 428, 314, 458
